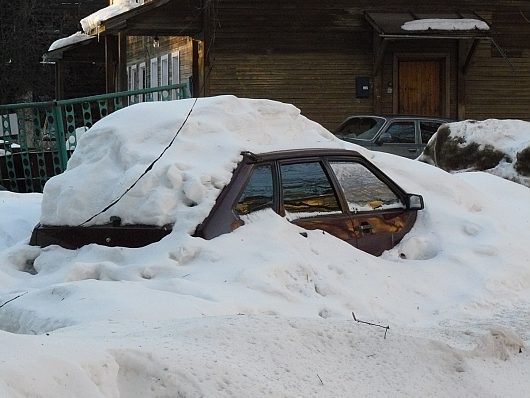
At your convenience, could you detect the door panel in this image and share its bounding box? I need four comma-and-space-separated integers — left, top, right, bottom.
292, 216, 357, 247
398, 60, 442, 116
352, 211, 417, 256
280, 161, 357, 247
377, 121, 420, 159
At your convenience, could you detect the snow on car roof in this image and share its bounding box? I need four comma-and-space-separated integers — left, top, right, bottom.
40, 96, 351, 229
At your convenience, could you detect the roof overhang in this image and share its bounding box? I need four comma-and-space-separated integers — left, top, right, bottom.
98, 0, 202, 37
365, 11, 493, 40
44, 36, 105, 63
364, 11, 511, 74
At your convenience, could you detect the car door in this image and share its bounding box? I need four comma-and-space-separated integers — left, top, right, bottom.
278, 160, 357, 246
375, 120, 419, 158
328, 160, 417, 256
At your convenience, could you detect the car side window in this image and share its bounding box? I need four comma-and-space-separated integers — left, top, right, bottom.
329, 161, 405, 213
381, 122, 415, 144
420, 121, 442, 144
234, 164, 274, 215
280, 162, 341, 218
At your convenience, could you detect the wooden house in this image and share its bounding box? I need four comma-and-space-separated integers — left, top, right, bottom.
46, 0, 530, 130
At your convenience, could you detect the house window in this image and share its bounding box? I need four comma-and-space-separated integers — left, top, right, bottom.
150, 57, 159, 100
171, 51, 180, 98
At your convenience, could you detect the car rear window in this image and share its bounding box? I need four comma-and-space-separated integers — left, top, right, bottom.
234, 164, 274, 215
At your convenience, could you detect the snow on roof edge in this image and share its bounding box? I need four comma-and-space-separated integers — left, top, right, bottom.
80, 0, 144, 34
48, 32, 94, 52
402, 18, 490, 32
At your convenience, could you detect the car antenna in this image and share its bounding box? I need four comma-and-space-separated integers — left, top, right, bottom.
77, 97, 199, 227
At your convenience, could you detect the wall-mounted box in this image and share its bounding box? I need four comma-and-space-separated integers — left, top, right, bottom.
355, 77, 370, 98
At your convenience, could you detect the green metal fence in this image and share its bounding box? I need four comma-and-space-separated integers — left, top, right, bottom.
0, 84, 189, 193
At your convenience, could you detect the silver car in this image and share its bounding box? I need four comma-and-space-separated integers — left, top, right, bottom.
334, 115, 452, 159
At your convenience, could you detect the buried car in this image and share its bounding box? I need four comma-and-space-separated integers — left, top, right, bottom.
30, 148, 423, 256
334, 115, 451, 159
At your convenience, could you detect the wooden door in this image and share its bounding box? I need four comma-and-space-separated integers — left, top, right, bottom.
398, 60, 442, 116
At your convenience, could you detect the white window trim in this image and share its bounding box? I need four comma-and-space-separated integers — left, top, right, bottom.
161, 54, 169, 86
171, 51, 180, 85
138, 62, 146, 101
150, 57, 159, 100
129, 64, 137, 91
171, 51, 181, 99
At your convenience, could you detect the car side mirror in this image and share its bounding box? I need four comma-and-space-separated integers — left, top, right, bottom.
406, 194, 424, 210
377, 133, 392, 145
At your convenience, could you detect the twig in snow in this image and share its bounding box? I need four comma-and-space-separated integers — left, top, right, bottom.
352, 312, 390, 339
317, 374, 324, 385
0, 291, 28, 309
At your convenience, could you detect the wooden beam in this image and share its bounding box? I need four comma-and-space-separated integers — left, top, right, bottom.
457, 39, 476, 120
105, 35, 118, 93
372, 31, 385, 114
117, 32, 128, 92
55, 61, 64, 100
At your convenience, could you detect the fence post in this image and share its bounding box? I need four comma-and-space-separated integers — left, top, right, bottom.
52, 101, 68, 171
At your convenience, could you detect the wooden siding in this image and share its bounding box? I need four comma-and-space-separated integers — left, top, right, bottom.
119, 0, 530, 127
465, 42, 530, 120
208, 52, 373, 130
203, 1, 530, 126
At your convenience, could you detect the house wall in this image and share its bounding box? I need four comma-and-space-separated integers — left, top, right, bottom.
202, 0, 530, 129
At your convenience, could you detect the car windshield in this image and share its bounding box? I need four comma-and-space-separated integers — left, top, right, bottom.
336, 117, 385, 141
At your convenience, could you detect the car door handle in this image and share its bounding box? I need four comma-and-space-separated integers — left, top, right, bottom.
407, 148, 418, 153
355, 222, 373, 232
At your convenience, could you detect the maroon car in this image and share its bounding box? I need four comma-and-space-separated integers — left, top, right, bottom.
30, 148, 424, 256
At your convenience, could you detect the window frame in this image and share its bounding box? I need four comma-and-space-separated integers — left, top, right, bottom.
277, 159, 344, 218
150, 57, 159, 100
322, 155, 409, 214
233, 163, 276, 216
379, 120, 417, 144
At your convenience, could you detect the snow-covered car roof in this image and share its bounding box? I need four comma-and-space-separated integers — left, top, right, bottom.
40, 96, 354, 232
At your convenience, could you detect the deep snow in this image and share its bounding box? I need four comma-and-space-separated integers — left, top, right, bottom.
0, 96, 528, 397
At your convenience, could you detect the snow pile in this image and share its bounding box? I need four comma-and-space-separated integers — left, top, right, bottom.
1, 96, 530, 397
48, 32, 93, 52
40, 96, 345, 228
0, 191, 41, 252
402, 18, 489, 31
81, 0, 144, 34
419, 119, 530, 187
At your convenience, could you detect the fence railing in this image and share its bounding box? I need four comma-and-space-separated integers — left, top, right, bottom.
0, 84, 190, 192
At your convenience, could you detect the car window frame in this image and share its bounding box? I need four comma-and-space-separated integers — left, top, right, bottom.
321, 155, 409, 214
276, 157, 347, 218
377, 119, 418, 145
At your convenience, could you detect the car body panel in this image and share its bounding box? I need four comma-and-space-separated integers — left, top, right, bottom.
30, 149, 424, 256
335, 115, 452, 159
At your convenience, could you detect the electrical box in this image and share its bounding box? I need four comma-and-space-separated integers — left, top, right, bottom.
355, 77, 370, 98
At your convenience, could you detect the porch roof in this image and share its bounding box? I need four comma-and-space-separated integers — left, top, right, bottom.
365, 11, 493, 40
99, 0, 202, 37
44, 36, 105, 63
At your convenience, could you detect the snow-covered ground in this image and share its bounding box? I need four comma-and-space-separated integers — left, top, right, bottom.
0, 96, 529, 397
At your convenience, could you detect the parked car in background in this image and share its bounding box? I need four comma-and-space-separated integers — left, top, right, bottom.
30, 148, 424, 256
334, 115, 452, 159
